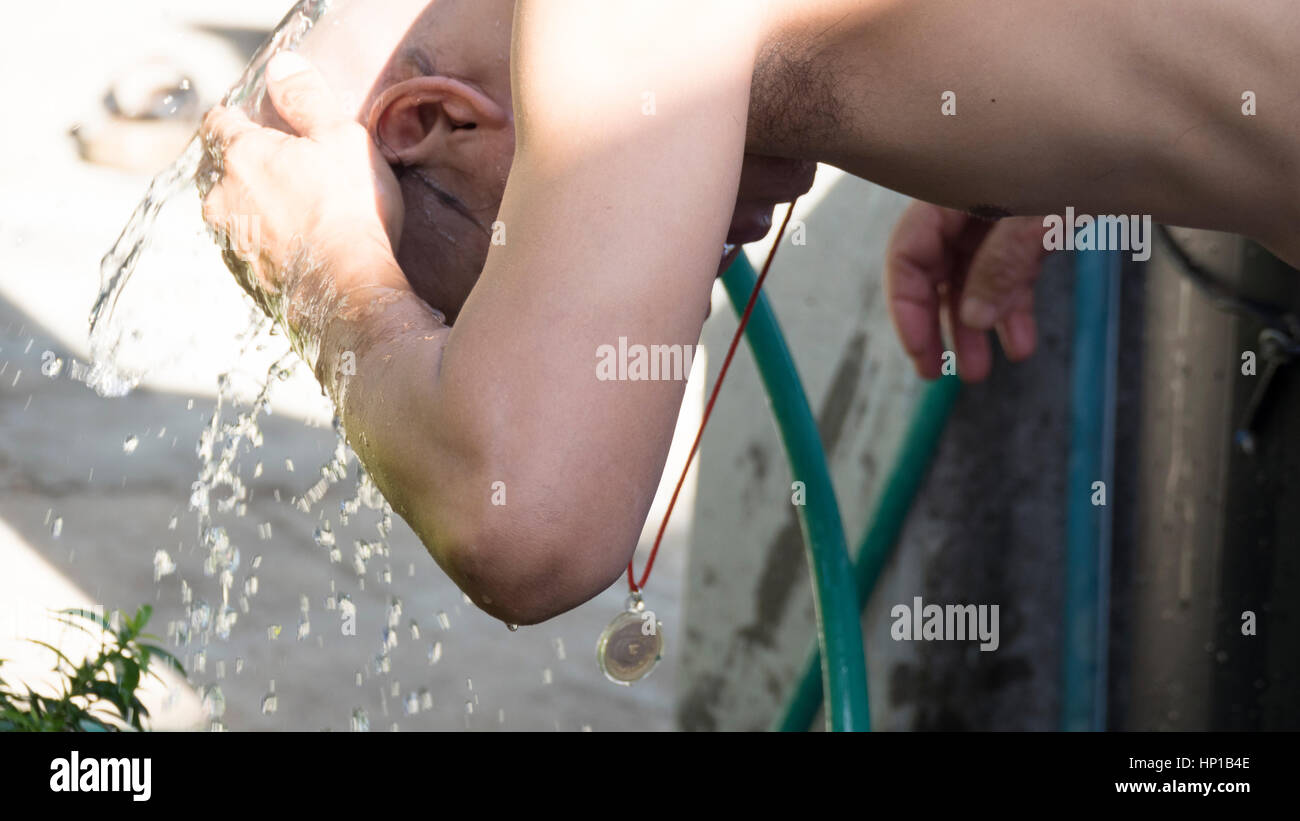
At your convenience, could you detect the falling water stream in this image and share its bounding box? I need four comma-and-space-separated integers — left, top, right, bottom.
86, 0, 333, 398
76, 0, 421, 730
71, 0, 589, 731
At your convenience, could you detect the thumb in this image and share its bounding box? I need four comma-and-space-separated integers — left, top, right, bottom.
958, 216, 1049, 330
265, 52, 348, 137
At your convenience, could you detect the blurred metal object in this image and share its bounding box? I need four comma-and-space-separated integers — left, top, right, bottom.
104, 62, 199, 121
1124, 228, 1300, 730
1233, 328, 1298, 456
596, 593, 663, 686
70, 61, 201, 174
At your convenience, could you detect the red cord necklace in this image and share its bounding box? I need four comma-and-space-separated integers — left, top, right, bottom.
597, 200, 800, 685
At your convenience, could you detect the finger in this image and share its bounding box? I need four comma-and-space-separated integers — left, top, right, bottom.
994, 290, 1038, 362
885, 202, 973, 379
957, 216, 1049, 331
942, 279, 994, 383
201, 105, 260, 157
264, 52, 348, 137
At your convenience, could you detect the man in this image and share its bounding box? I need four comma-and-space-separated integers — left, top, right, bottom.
201, 0, 1299, 624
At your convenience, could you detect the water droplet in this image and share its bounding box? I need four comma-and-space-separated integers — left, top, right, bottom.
313, 521, 335, 548
437, 611, 451, 630
267, 624, 282, 640
201, 685, 226, 719
261, 692, 278, 714
122, 435, 139, 454
40, 352, 63, 378
428, 642, 442, 665
214, 604, 237, 639
404, 691, 420, 716
152, 549, 175, 582
244, 575, 259, 597
190, 601, 211, 632
350, 708, 370, 732
506, 623, 519, 632
50, 517, 63, 539
542, 668, 553, 685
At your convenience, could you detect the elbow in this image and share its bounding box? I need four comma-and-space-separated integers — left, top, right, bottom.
423, 495, 634, 626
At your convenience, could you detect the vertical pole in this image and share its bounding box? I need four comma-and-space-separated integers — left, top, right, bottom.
1061, 249, 1121, 731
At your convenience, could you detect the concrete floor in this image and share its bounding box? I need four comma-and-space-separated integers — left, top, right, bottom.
0, 0, 696, 731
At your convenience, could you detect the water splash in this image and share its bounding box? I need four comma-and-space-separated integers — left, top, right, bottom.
79, 0, 485, 732
85, 0, 335, 398
153, 549, 176, 582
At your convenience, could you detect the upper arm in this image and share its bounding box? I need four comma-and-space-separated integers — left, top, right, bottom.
425, 0, 766, 607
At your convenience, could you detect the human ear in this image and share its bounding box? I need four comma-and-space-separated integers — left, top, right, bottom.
367, 75, 509, 165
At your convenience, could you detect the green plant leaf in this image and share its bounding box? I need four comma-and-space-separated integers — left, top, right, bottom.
59, 607, 113, 634
138, 644, 185, 677
27, 640, 79, 677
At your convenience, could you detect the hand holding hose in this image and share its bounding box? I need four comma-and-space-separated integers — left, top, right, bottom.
885, 201, 1050, 382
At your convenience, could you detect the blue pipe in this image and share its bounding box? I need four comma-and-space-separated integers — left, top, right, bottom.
721, 254, 871, 731
1061, 249, 1121, 731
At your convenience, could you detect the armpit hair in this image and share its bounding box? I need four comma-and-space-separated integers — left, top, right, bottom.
967, 204, 1013, 221
748, 35, 847, 154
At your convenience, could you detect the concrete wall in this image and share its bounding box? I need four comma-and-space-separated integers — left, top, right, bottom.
678, 172, 1092, 731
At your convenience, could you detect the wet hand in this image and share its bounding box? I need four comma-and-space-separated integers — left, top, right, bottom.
199, 52, 405, 318
884, 201, 1049, 382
